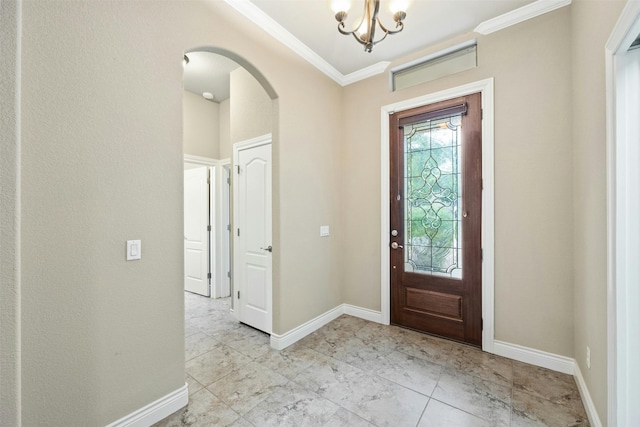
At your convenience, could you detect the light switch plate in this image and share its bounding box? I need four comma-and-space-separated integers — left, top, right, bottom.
126, 240, 141, 261
320, 226, 330, 237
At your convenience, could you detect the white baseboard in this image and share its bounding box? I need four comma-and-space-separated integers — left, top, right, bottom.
493, 340, 574, 375
270, 305, 344, 350
343, 304, 383, 323
270, 304, 384, 350
574, 363, 602, 427
105, 383, 188, 427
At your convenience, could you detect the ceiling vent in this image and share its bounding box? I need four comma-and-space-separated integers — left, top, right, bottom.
391, 40, 477, 91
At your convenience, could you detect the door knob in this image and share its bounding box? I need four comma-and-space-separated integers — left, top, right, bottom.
261, 245, 273, 252
390, 242, 404, 249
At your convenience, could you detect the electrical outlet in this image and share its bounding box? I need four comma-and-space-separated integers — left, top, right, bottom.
586, 346, 591, 369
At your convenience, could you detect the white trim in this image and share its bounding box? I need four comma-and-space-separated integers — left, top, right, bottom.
232, 133, 272, 151
224, 0, 574, 86
343, 304, 383, 323
474, 0, 572, 35
217, 158, 232, 299
341, 62, 391, 86
223, 0, 390, 86
575, 363, 603, 427
493, 340, 574, 375
183, 154, 218, 166
606, 3, 640, 427
379, 78, 495, 353
105, 384, 188, 427
270, 305, 344, 350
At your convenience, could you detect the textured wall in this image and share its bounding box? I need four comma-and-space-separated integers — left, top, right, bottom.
0, 0, 21, 425
341, 8, 576, 357
571, 0, 625, 423
230, 67, 272, 144
16, 1, 344, 423
219, 98, 231, 160
183, 90, 220, 159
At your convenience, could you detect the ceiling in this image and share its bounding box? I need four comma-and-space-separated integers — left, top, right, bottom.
183, 51, 239, 102
185, 0, 568, 100
248, 0, 536, 76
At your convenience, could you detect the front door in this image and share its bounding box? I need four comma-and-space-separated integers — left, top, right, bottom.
390, 93, 482, 346
234, 139, 272, 334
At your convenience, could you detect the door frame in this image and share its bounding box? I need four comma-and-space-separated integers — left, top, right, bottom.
380, 78, 495, 352
232, 133, 273, 332
217, 159, 232, 299
606, 2, 640, 425
184, 154, 217, 297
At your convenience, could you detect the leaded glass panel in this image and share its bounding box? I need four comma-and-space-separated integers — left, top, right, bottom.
403, 114, 463, 279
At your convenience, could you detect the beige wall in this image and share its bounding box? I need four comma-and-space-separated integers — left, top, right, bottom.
0, 1, 20, 424
14, 0, 344, 424
571, 0, 625, 422
342, 8, 576, 356
183, 90, 220, 159
219, 98, 231, 159
230, 66, 273, 144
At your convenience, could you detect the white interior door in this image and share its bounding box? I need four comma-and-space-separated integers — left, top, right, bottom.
184, 166, 210, 296
234, 136, 272, 333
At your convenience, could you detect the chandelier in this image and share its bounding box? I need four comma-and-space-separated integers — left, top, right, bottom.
334, 0, 407, 53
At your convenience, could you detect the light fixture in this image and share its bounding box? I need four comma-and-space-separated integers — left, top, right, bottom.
334, 0, 407, 53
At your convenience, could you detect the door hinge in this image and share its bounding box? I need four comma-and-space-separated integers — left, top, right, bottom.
237, 228, 240, 237
236, 165, 240, 174
227, 177, 230, 184
481, 179, 484, 190
481, 248, 484, 261
481, 318, 484, 330
227, 224, 231, 231
481, 108, 484, 120
207, 272, 212, 279
237, 290, 240, 299
207, 225, 211, 231
227, 271, 231, 279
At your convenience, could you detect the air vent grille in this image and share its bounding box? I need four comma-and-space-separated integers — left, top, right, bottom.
391, 40, 477, 91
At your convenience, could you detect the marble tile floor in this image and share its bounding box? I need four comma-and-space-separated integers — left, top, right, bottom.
154, 292, 589, 427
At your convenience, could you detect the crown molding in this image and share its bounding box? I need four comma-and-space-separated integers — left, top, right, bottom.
342, 61, 391, 85
224, 0, 572, 86
474, 0, 572, 35
223, 0, 389, 86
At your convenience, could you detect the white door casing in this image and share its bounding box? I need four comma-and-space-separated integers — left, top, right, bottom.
184, 165, 211, 296
221, 162, 232, 298
380, 78, 495, 352
233, 134, 272, 334
606, 3, 640, 425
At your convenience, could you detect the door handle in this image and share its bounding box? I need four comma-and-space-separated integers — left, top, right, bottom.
261, 245, 273, 252
390, 242, 404, 250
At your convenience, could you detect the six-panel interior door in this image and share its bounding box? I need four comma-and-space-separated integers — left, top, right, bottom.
390, 93, 483, 346
184, 166, 210, 297
235, 142, 272, 334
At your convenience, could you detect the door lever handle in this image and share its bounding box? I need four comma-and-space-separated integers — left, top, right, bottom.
390, 242, 404, 250
261, 245, 273, 252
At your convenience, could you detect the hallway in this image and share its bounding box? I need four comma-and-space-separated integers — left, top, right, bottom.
154, 293, 589, 426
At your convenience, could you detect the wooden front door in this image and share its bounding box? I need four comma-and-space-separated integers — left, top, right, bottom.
390, 93, 482, 346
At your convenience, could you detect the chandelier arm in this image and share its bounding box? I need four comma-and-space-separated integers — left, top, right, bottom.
350, 32, 367, 47
377, 18, 404, 36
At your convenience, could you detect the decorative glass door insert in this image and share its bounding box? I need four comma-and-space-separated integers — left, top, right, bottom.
404, 114, 463, 279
